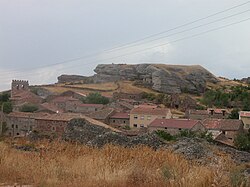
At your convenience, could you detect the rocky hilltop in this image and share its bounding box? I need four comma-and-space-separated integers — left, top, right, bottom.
58, 64, 219, 94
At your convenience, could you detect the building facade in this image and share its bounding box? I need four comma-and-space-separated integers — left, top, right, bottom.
130, 107, 172, 128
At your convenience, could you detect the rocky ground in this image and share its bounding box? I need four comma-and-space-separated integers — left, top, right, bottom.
62, 118, 250, 166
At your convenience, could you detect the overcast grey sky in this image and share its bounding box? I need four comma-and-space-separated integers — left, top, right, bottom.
1, 0, 250, 91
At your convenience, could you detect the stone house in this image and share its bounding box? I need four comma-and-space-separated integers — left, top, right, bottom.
87, 108, 115, 124
130, 107, 172, 128
185, 108, 230, 120
5, 112, 48, 137
50, 96, 80, 111
75, 103, 104, 114
185, 109, 209, 120
148, 119, 206, 135
34, 113, 85, 136
239, 111, 250, 129
109, 112, 130, 127
202, 119, 244, 141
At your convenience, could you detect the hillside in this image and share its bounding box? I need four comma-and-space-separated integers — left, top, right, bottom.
57, 63, 219, 94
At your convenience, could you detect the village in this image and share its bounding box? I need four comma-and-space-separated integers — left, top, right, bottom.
0, 79, 249, 148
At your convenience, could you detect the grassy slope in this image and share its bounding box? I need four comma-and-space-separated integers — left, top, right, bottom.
0, 139, 246, 187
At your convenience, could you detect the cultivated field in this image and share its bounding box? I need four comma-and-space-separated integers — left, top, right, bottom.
0, 139, 247, 187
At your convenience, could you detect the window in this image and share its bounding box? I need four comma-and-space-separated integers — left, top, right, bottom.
123, 121, 126, 124
179, 128, 182, 131
12, 124, 14, 128
140, 116, 144, 120
9, 132, 11, 136
140, 124, 144, 128
16, 125, 18, 129
147, 116, 151, 120
162, 117, 166, 119
133, 124, 138, 128
16, 133, 19, 136
222, 111, 226, 116
113, 120, 116, 123
134, 115, 138, 119
210, 110, 214, 115
51, 126, 56, 132
165, 127, 168, 130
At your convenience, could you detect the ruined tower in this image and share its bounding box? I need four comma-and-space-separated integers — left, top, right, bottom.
11, 80, 29, 97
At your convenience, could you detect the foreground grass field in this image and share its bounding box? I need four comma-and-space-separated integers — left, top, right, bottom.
0, 139, 248, 187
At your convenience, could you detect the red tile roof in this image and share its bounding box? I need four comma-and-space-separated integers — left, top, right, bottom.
207, 108, 229, 114
11, 90, 42, 102
110, 112, 130, 119
149, 119, 200, 129
87, 108, 115, 120
202, 119, 243, 131
136, 104, 158, 109
131, 107, 171, 116
7, 112, 49, 119
239, 111, 250, 117
188, 109, 208, 115
40, 103, 64, 113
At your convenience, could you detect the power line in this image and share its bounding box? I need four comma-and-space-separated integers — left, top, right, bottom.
1, 1, 249, 74
2, 17, 250, 80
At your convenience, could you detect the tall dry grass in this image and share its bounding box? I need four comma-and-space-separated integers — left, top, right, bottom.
0, 139, 248, 187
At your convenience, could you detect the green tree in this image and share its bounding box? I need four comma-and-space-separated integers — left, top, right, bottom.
229, 109, 240, 119
2, 102, 13, 114
83, 92, 109, 104
20, 103, 39, 113
234, 132, 250, 151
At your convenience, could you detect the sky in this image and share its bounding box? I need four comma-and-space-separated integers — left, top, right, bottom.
0, 0, 250, 91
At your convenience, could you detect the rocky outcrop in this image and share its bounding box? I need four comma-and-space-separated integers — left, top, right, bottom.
57, 64, 219, 94
58, 74, 93, 84
93, 64, 219, 94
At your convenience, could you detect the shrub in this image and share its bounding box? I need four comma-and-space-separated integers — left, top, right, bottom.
1, 102, 12, 114
234, 133, 250, 152
83, 92, 109, 104
155, 130, 176, 141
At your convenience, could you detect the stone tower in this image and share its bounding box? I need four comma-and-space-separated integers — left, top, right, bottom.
11, 80, 29, 96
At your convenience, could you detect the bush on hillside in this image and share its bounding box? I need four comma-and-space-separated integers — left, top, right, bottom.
82, 92, 109, 104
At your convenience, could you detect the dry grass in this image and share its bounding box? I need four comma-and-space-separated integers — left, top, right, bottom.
0, 139, 247, 187
118, 81, 158, 94
64, 82, 119, 91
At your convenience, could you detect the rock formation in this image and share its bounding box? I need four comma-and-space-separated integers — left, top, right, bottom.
93, 64, 218, 94
58, 64, 219, 94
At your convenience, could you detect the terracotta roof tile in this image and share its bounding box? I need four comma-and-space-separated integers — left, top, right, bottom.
110, 112, 130, 119
239, 111, 250, 117
202, 119, 243, 131
131, 107, 171, 116
149, 119, 200, 129
87, 108, 115, 120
